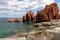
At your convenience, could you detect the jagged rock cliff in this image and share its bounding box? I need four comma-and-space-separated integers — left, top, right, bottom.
36, 10, 49, 22
36, 3, 60, 22
23, 10, 35, 22
23, 3, 60, 22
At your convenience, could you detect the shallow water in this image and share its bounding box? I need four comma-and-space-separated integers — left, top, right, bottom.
0, 18, 35, 38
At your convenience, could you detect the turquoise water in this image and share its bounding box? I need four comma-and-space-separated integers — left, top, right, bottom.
0, 18, 35, 38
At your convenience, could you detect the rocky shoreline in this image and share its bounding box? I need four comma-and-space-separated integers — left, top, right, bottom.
11, 20, 60, 40
7, 2, 60, 40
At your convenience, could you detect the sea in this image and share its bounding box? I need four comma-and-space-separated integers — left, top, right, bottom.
0, 18, 35, 38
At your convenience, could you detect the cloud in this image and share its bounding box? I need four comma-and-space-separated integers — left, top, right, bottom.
0, 0, 55, 18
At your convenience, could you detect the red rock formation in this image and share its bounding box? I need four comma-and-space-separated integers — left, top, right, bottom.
30, 11, 35, 22
44, 5, 52, 20
48, 3, 59, 19
23, 10, 35, 22
36, 10, 49, 22
23, 3, 60, 23
36, 2, 60, 22
23, 15, 26, 22
8, 18, 20, 22
26, 12, 31, 22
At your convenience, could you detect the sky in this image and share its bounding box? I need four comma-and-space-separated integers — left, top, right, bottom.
0, 0, 60, 18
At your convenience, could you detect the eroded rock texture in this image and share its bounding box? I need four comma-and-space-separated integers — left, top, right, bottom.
36, 10, 49, 22
23, 15, 26, 22
23, 3, 60, 22
23, 10, 35, 22
36, 3, 60, 22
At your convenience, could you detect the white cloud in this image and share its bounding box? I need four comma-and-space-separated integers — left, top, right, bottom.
42, 0, 55, 5
0, 0, 55, 18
